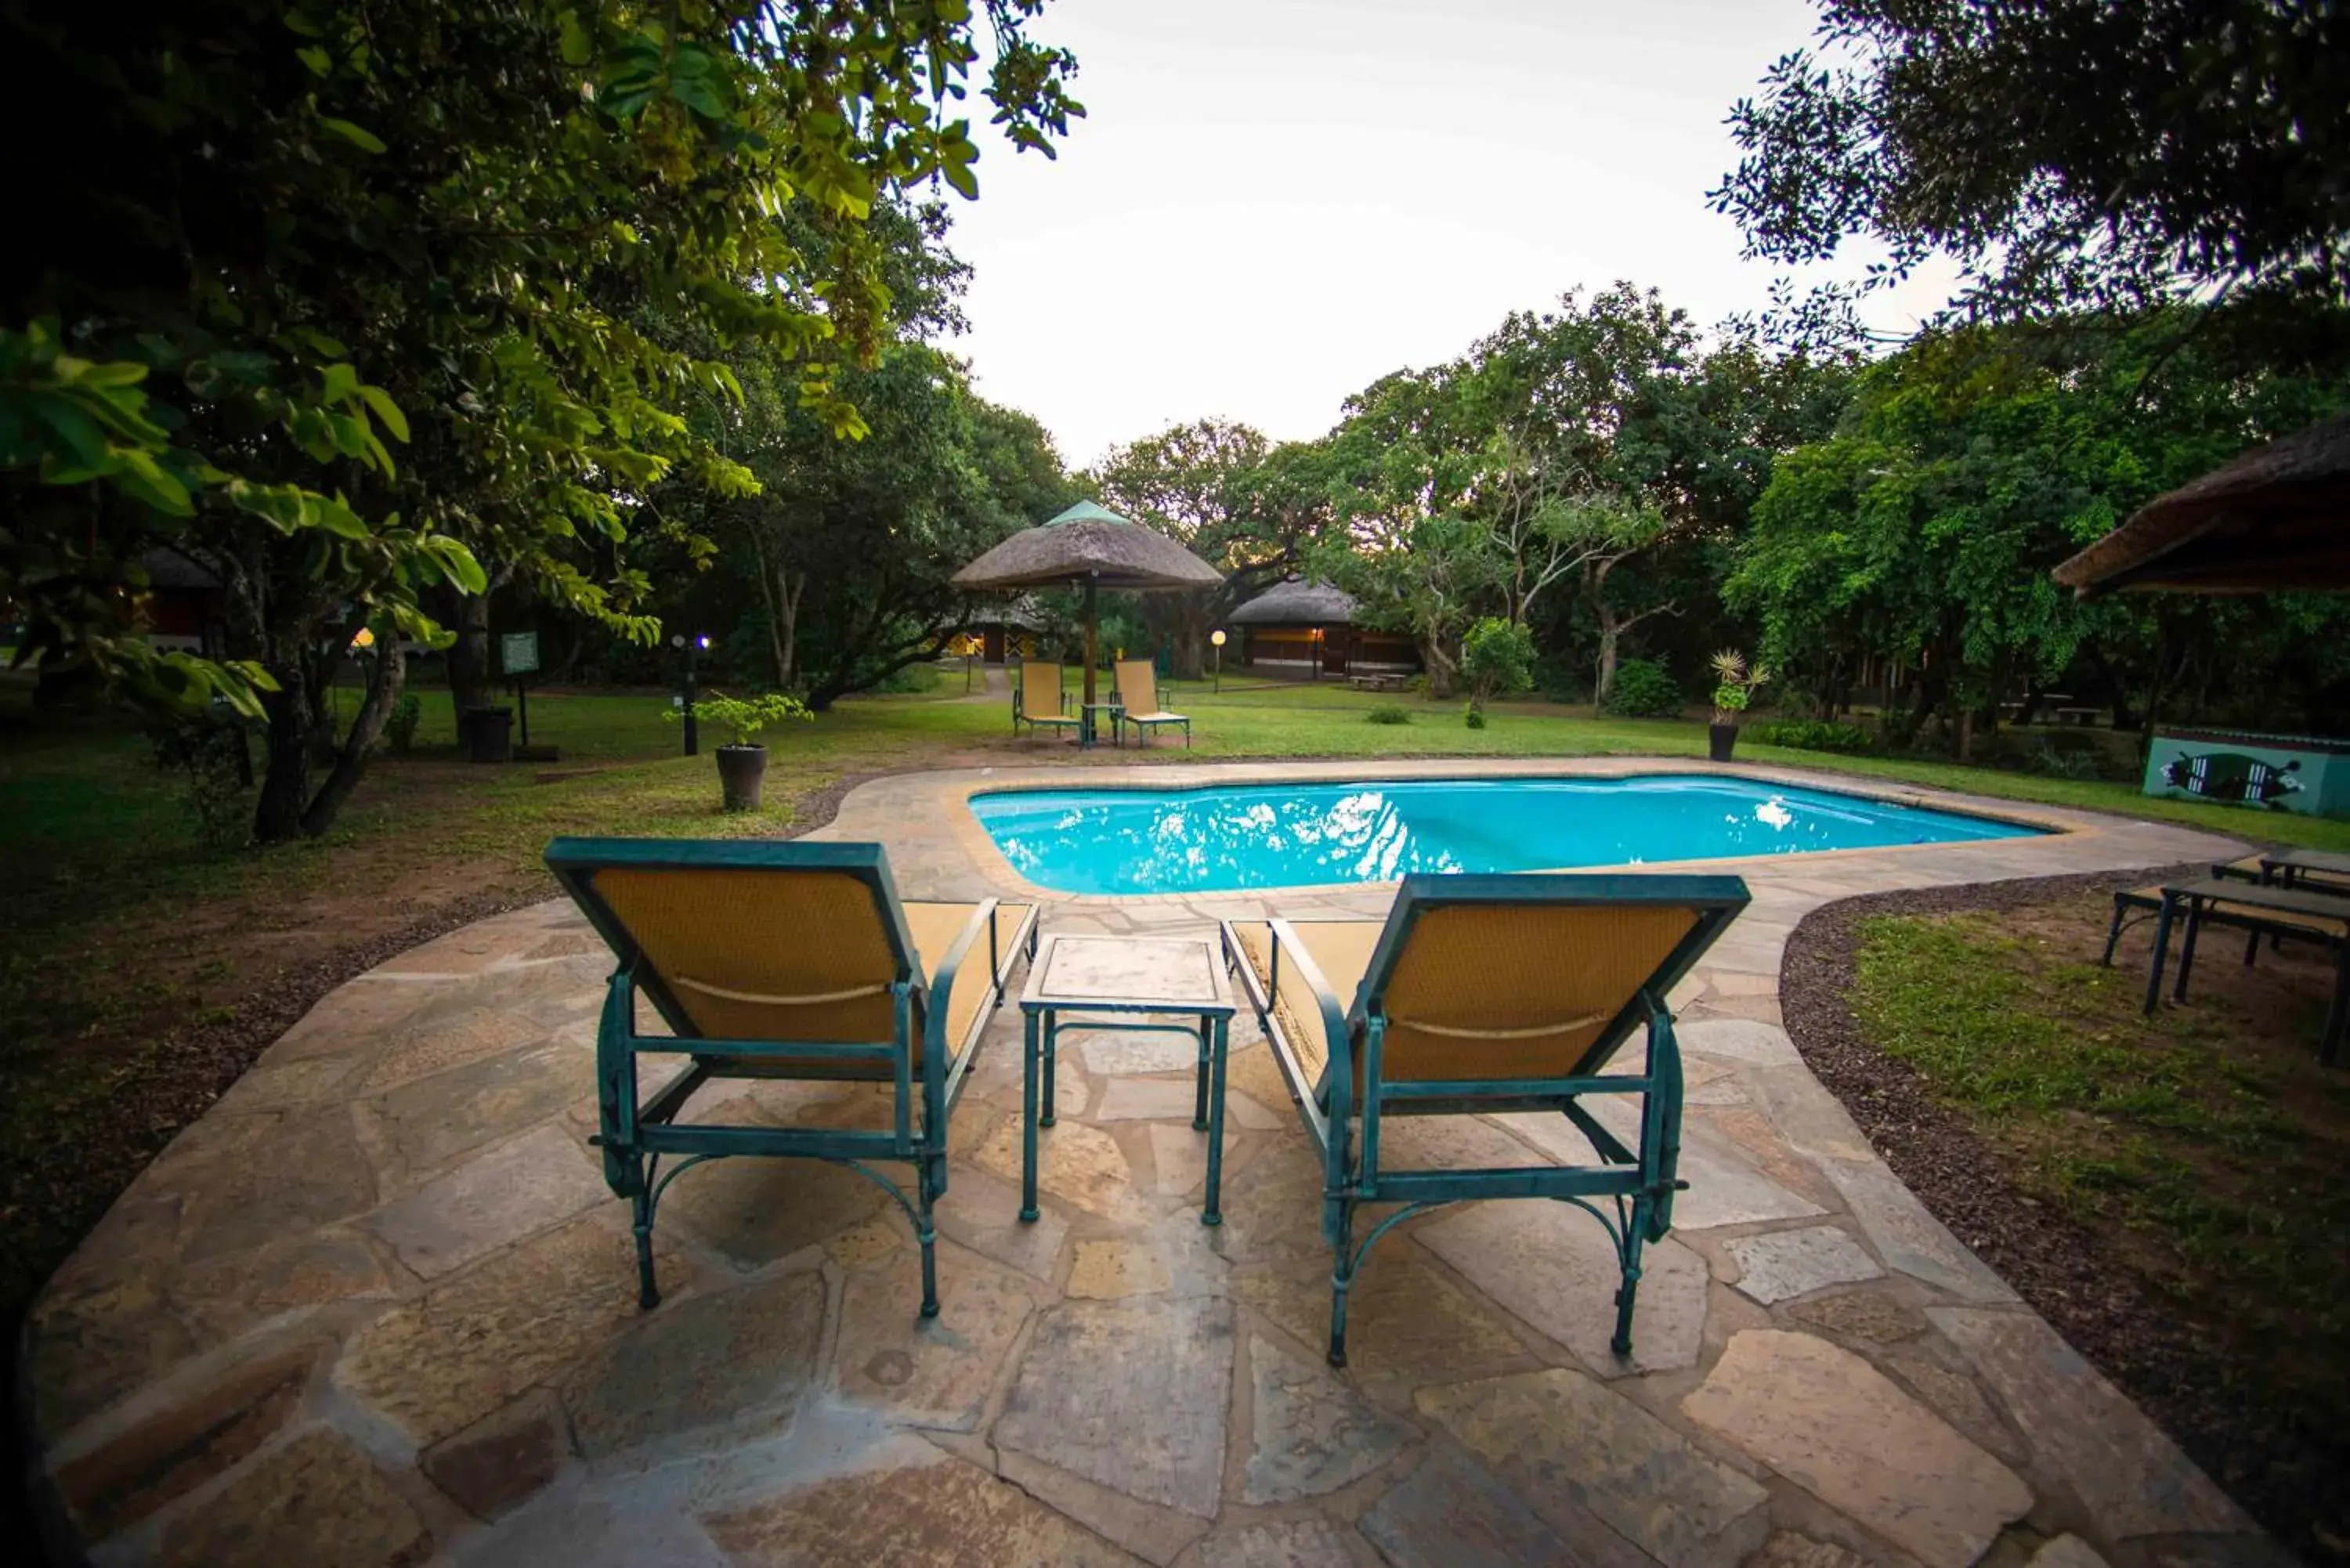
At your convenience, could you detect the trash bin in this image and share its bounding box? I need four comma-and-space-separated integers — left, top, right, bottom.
464, 706, 514, 764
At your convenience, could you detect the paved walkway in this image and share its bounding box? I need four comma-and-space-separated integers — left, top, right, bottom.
24, 761, 2282, 1567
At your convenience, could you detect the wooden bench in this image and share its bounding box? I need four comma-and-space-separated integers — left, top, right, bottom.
2054, 706, 2102, 726
1347, 672, 1405, 693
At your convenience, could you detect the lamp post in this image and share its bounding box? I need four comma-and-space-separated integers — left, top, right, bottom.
1209, 628, 1226, 694
671, 632, 710, 755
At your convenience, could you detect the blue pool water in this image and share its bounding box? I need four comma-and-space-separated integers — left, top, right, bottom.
969, 775, 2038, 894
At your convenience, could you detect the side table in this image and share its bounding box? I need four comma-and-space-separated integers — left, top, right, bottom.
1017, 933, 1237, 1223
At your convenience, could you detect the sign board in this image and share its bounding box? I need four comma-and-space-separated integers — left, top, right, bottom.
500, 631, 540, 677
2142, 727, 2350, 818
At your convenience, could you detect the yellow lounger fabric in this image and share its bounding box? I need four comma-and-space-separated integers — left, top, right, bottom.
594, 865, 1025, 1070
1021, 663, 1077, 726
1232, 903, 1700, 1090
1114, 659, 1186, 722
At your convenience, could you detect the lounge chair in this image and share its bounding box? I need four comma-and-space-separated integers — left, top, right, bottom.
1014, 660, 1081, 741
1113, 658, 1191, 747
1221, 871, 1749, 1367
545, 838, 1036, 1317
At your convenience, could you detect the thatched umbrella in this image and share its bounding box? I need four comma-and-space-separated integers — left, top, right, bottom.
952, 500, 1223, 717
2053, 414, 2350, 596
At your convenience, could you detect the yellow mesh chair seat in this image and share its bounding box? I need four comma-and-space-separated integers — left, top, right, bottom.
1229, 904, 1698, 1091
1018, 663, 1078, 731
1113, 659, 1188, 723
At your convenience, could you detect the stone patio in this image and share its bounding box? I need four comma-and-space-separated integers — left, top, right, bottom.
22, 760, 2287, 1566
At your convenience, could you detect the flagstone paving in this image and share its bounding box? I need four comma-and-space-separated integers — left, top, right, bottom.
23, 758, 2286, 1566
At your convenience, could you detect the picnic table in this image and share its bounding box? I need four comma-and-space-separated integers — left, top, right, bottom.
2257, 847, 2350, 891
1347, 672, 1405, 693
2141, 876, 2349, 1066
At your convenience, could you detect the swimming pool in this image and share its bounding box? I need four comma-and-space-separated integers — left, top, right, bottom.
968, 775, 2040, 895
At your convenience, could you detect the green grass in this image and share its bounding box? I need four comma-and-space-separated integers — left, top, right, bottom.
1849, 904, 2350, 1439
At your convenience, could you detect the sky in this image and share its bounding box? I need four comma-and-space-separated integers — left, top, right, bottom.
942, 0, 1957, 471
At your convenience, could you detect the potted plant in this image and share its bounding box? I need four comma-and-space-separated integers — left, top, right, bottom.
667, 692, 811, 811
1708, 649, 1770, 762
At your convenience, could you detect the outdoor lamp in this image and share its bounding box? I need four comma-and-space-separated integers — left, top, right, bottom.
1210, 628, 1227, 692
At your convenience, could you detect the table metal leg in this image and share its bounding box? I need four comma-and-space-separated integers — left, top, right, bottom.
1192, 1013, 1210, 1132
2325, 941, 2348, 1070
2174, 898, 2204, 1003
1041, 1009, 1058, 1128
1202, 1013, 1229, 1227
1020, 1010, 1040, 1223
2142, 895, 2175, 1014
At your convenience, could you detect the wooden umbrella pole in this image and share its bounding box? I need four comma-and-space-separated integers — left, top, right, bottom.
1082, 575, 1099, 713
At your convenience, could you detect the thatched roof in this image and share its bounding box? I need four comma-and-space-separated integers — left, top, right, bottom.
2053, 414, 2350, 595
1225, 578, 1358, 627
139, 547, 222, 591
952, 501, 1223, 592
963, 594, 1044, 631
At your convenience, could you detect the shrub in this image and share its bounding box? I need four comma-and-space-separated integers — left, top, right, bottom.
1365, 704, 1412, 726
1744, 720, 1878, 754
668, 691, 812, 746
1463, 703, 1488, 730
1603, 659, 1682, 718
384, 692, 423, 753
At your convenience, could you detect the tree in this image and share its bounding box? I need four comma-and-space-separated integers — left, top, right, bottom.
1559, 496, 1679, 703
709, 343, 1065, 707
1090, 418, 1273, 676
1725, 316, 2350, 753
1, 0, 1081, 840
1461, 615, 1535, 722
1713, 1, 2350, 349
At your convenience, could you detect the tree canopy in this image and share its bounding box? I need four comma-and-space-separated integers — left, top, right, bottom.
1714, 1, 2350, 350
1, 0, 1079, 838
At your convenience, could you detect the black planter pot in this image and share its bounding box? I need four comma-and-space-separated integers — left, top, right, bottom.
464, 706, 514, 764
1708, 722, 1738, 763
715, 743, 767, 811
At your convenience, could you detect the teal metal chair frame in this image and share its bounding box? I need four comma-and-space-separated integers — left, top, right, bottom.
546, 837, 1036, 1319
1221, 872, 1748, 1367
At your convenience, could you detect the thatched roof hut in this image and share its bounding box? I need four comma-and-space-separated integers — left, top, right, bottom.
2054, 414, 2350, 595
1226, 579, 1358, 627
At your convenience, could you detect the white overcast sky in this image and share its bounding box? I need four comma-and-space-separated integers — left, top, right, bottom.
942, 0, 1956, 471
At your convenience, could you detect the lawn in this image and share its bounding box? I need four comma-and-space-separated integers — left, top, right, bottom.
1846, 892, 2348, 1552
2, 670, 2341, 1326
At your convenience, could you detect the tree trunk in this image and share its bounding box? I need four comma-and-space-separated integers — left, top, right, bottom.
253, 658, 313, 846
302, 638, 406, 835
1419, 638, 1457, 698
1593, 622, 1621, 706
444, 584, 494, 718
776, 572, 804, 691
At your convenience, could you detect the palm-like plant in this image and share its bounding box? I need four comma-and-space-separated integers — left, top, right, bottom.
1709, 649, 1771, 724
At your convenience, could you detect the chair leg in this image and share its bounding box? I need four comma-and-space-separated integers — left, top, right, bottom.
2099, 897, 2128, 966
916, 1162, 941, 1319
1611, 1201, 1649, 1358
631, 1169, 660, 1311
1327, 1199, 1356, 1369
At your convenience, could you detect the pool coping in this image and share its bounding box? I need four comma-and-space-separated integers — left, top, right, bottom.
893, 757, 2106, 905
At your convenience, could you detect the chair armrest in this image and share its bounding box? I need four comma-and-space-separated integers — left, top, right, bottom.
925, 897, 1001, 1080
1267, 918, 1358, 1191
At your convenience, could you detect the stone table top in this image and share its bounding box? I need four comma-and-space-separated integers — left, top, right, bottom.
1024, 934, 1235, 1014
20, 756, 2277, 1568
